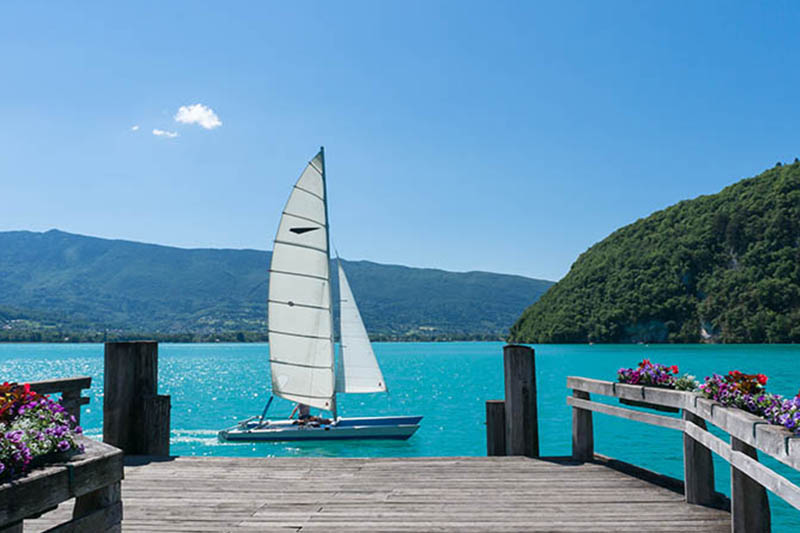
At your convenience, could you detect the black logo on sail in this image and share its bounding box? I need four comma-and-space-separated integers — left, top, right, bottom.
290, 227, 320, 235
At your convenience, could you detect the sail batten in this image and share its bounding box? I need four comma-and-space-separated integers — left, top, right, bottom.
294, 185, 324, 201
282, 212, 325, 225
269, 269, 329, 282
270, 359, 332, 370
268, 151, 335, 412
273, 240, 328, 254
335, 262, 387, 394
268, 300, 331, 312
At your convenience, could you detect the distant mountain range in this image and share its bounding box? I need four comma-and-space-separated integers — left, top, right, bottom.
510, 161, 800, 344
0, 230, 553, 341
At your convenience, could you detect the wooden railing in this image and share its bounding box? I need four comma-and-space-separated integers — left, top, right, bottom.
28, 376, 92, 425
569, 376, 800, 533
0, 437, 123, 533
1, 376, 124, 532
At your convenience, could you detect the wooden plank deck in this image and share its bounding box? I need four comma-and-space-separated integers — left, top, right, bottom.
28, 456, 730, 532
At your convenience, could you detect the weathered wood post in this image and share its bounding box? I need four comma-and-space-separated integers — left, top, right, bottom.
72, 481, 123, 532
571, 389, 593, 461
503, 344, 539, 457
730, 437, 770, 533
103, 341, 171, 455
682, 410, 715, 505
486, 400, 506, 456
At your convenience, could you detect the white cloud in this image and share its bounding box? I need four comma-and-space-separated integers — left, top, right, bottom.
131, 125, 140, 131
152, 129, 179, 138
174, 103, 222, 130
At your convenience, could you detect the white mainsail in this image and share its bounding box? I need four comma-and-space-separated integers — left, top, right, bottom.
335, 262, 387, 393
267, 151, 336, 411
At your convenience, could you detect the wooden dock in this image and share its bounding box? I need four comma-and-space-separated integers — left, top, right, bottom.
19, 343, 800, 532
28, 455, 730, 532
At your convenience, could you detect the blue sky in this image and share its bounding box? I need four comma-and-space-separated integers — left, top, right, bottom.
1, 1, 799, 281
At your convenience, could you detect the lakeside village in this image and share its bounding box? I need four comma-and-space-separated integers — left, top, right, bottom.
0, 317, 499, 343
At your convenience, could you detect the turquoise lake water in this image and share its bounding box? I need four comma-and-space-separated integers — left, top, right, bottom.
3, 342, 800, 530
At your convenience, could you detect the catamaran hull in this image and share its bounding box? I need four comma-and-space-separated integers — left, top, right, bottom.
218, 416, 422, 442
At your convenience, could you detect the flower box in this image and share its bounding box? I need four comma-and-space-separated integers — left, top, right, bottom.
618, 397, 680, 413
0, 437, 123, 531
1, 381, 85, 482
27, 448, 79, 470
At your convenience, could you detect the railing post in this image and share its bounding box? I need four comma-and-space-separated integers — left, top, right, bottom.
503, 344, 539, 457
103, 341, 170, 455
682, 410, 715, 505
72, 480, 122, 532
60, 389, 82, 425
571, 389, 593, 461
731, 436, 770, 533
486, 400, 506, 456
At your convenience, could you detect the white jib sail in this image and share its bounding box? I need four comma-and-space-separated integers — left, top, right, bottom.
335, 262, 387, 393
268, 151, 335, 411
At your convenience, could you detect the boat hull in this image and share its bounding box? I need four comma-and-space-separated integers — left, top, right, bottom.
218, 416, 422, 442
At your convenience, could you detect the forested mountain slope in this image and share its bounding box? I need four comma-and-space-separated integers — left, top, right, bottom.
0, 230, 553, 340
510, 162, 800, 343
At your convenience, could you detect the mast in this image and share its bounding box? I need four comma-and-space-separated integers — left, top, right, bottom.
320, 146, 338, 420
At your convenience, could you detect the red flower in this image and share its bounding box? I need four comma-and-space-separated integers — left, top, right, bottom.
756, 374, 768, 386
729, 370, 742, 378
670, 365, 679, 374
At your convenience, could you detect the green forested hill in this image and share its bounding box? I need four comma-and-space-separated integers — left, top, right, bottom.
0, 230, 552, 341
510, 162, 800, 344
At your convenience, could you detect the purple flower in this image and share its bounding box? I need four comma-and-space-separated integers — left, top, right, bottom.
57, 440, 71, 452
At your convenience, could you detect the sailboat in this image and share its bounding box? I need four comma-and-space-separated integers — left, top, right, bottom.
219, 148, 422, 441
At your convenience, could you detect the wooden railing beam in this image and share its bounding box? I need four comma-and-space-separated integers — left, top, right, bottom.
28, 376, 92, 425
567, 396, 684, 431
28, 376, 92, 394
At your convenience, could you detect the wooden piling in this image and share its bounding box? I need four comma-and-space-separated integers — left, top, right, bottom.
571, 389, 593, 461
103, 341, 170, 455
683, 410, 715, 505
731, 437, 770, 533
503, 344, 539, 457
485, 400, 506, 456
142, 394, 171, 456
